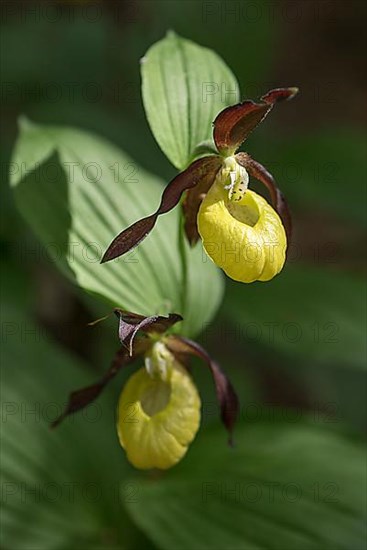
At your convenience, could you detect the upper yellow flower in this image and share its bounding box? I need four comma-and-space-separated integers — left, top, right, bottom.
198, 159, 286, 283
101, 86, 297, 286
117, 342, 200, 470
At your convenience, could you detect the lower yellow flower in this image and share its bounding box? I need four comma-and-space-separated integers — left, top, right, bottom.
54, 310, 238, 466
197, 180, 287, 283
117, 343, 201, 470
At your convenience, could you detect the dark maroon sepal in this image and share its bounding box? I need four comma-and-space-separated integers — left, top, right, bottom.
213, 87, 298, 156
115, 309, 183, 355
213, 101, 270, 156
235, 153, 292, 240
101, 156, 220, 263
183, 156, 222, 245
52, 309, 182, 428
51, 344, 146, 428
165, 335, 239, 445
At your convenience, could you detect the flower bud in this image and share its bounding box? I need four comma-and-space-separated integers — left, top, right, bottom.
197, 180, 287, 283
117, 343, 201, 469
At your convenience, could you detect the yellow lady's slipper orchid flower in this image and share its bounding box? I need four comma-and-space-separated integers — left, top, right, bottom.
197, 167, 287, 283
117, 342, 201, 470
53, 310, 238, 471
101, 86, 297, 287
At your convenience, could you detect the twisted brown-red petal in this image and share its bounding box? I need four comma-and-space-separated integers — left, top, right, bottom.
183, 155, 223, 245
213, 87, 298, 156
101, 156, 220, 263
51, 341, 148, 428
52, 308, 183, 427
115, 309, 182, 356
236, 152, 292, 240
165, 335, 239, 445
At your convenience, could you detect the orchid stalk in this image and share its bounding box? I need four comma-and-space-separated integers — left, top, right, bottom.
51, 35, 298, 470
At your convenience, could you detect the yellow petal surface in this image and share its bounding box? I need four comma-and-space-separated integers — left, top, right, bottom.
117, 363, 201, 470
198, 182, 287, 283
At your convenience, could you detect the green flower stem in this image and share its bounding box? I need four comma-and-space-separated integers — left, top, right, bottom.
178, 203, 188, 327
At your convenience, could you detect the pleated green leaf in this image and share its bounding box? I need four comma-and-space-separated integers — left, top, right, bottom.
141, 31, 240, 169
223, 265, 366, 369
126, 421, 366, 550
0, 305, 150, 549
10, 119, 223, 336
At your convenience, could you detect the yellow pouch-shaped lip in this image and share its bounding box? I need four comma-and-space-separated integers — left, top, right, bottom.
198, 182, 287, 283
117, 363, 201, 470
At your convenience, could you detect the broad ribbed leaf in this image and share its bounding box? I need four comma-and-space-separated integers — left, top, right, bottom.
10, 119, 223, 336
141, 31, 240, 169
0, 306, 145, 549
126, 422, 366, 550
223, 265, 366, 369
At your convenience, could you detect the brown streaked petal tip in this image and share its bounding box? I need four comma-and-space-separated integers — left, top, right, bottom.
165, 335, 239, 444
261, 87, 299, 104
101, 156, 220, 263
101, 216, 156, 264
